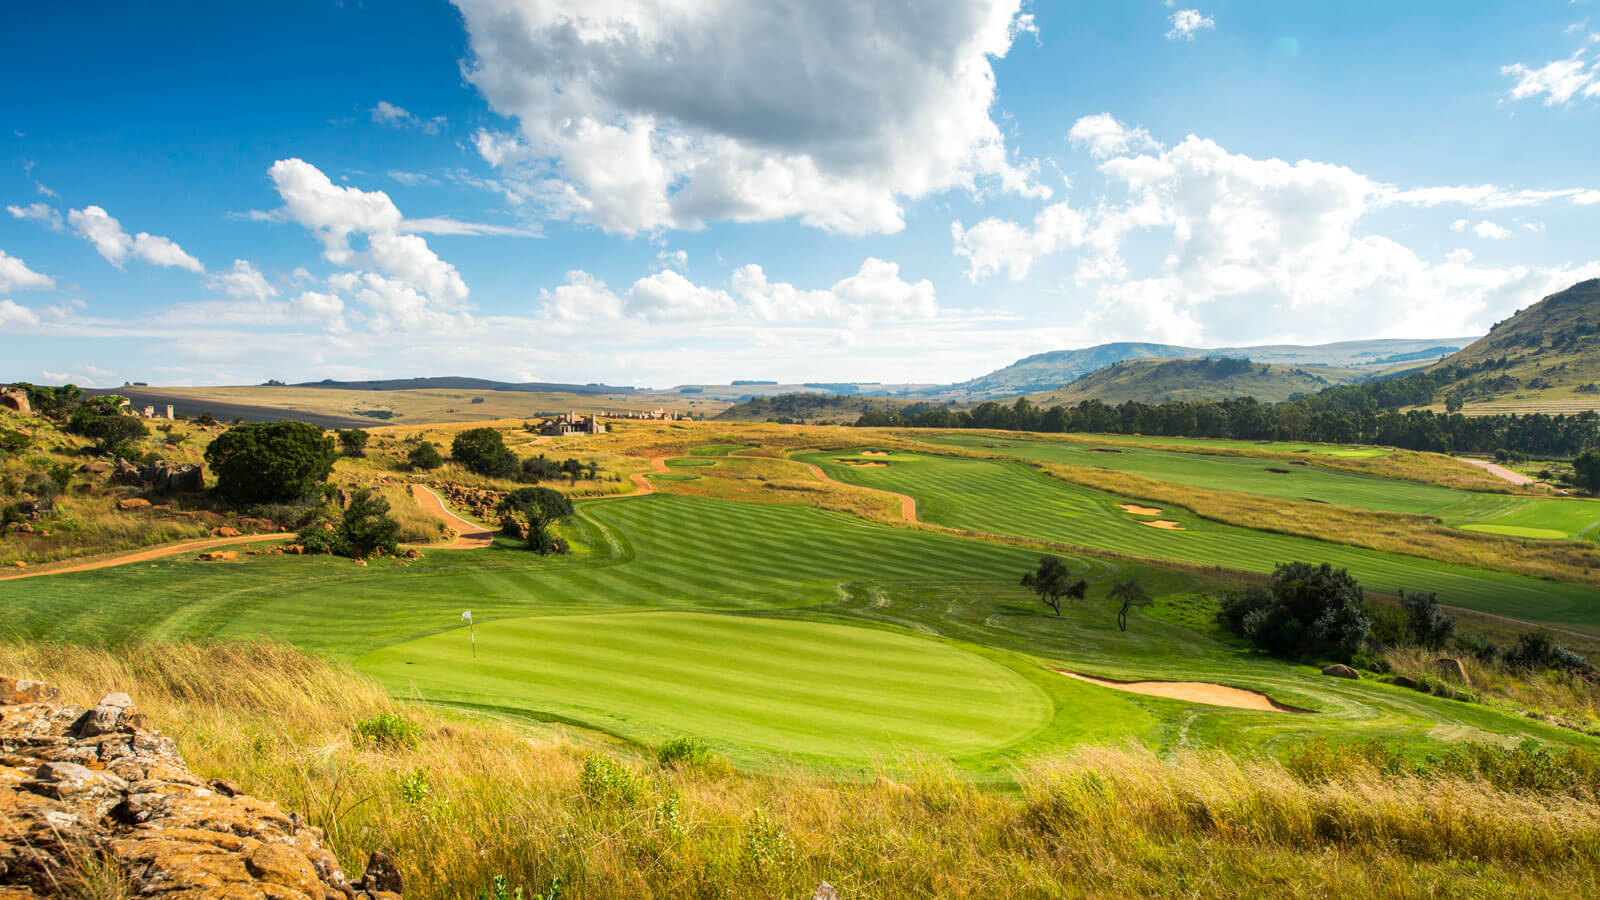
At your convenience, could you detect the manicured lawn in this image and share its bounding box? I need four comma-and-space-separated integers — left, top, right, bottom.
688, 443, 755, 456
800, 450, 1600, 630
361, 610, 1053, 764
922, 433, 1600, 541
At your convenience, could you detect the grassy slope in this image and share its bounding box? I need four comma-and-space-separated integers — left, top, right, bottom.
800, 450, 1600, 631
1029, 358, 1367, 405
1421, 278, 1600, 411
921, 432, 1600, 540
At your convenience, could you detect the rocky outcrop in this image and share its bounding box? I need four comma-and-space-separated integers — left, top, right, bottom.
0, 675, 400, 899
1320, 664, 1358, 679
437, 484, 507, 521
109, 459, 204, 494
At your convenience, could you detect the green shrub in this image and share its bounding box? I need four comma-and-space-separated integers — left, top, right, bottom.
579, 754, 646, 806
656, 736, 728, 774
407, 441, 444, 470
206, 421, 337, 504
354, 712, 421, 750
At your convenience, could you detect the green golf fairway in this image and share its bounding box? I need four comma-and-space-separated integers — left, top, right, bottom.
920, 433, 1600, 541
360, 611, 1052, 761
0, 489, 1587, 769
802, 450, 1600, 629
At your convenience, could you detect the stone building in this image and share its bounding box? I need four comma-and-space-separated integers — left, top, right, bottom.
540, 412, 606, 436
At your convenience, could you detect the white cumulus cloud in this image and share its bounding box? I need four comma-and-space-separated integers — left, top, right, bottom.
7, 202, 64, 232
452, 0, 1046, 235
1473, 220, 1512, 240
0, 250, 55, 292
206, 259, 279, 301
1166, 9, 1215, 41
65, 206, 204, 272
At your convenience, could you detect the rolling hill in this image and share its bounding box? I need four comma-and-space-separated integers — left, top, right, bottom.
1417, 279, 1600, 414
918, 337, 1475, 400
1028, 357, 1370, 405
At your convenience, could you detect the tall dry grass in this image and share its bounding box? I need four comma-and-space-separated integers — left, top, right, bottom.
2, 641, 1598, 898
1386, 646, 1600, 731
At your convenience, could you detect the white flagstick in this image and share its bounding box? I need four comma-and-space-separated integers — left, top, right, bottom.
462, 610, 475, 658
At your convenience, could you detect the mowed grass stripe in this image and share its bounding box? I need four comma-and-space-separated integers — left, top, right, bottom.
361, 611, 1052, 759
803, 451, 1600, 628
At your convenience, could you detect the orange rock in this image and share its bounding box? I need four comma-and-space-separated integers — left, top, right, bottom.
215, 526, 242, 538
196, 550, 239, 562
117, 498, 152, 511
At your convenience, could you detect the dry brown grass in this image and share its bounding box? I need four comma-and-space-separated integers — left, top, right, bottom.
2, 641, 1597, 898
1386, 647, 1600, 732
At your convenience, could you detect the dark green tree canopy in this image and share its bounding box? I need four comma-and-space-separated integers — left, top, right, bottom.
1111, 580, 1153, 632
452, 427, 518, 478
408, 440, 444, 470
1574, 451, 1600, 494
1020, 555, 1087, 616
498, 486, 575, 555
1399, 589, 1456, 650
1218, 562, 1371, 662
204, 421, 338, 504
338, 429, 370, 457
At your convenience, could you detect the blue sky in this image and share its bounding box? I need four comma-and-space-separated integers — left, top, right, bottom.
2, 0, 1598, 388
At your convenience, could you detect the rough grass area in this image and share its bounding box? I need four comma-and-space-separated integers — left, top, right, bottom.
2, 641, 1596, 899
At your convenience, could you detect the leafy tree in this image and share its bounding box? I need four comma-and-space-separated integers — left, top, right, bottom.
1218, 562, 1371, 662
340, 488, 401, 557
562, 457, 583, 485
407, 440, 444, 470
338, 429, 370, 457
1574, 451, 1600, 494
452, 427, 518, 478
298, 488, 401, 558
195, 412, 218, 427
83, 414, 148, 456
205, 421, 338, 504
498, 486, 574, 554
1399, 589, 1455, 649
1110, 580, 1153, 632
1020, 555, 1087, 616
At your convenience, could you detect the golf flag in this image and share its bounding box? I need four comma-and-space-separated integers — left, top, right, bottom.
462, 610, 475, 657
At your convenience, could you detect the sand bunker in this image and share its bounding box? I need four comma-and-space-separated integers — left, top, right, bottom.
860, 450, 890, 456
1140, 520, 1185, 531
837, 459, 888, 467
1119, 504, 1162, 516
1059, 671, 1308, 713
1089, 448, 1124, 454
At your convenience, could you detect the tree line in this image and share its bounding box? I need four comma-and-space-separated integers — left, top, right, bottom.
857, 394, 1599, 458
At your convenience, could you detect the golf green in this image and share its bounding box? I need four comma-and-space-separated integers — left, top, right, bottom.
360, 611, 1053, 761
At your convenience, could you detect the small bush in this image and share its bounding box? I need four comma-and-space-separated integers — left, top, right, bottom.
408, 441, 444, 470
656, 736, 728, 774
579, 754, 646, 806
354, 711, 422, 750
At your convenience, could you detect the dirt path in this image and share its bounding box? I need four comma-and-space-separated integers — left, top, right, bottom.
1457, 457, 1535, 486
1058, 670, 1307, 713
409, 484, 496, 549
791, 458, 919, 524
625, 457, 669, 495
0, 533, 285, 582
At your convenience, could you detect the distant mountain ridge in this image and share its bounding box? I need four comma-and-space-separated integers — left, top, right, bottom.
288, 376, 638, 395
1030, 357, 1369, 405
920, 337, 1477, 400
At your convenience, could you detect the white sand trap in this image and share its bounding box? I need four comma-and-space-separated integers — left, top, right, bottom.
1059, 671, 1307, 713
860, 450, 890, 456
1140, 519, 1185, 530
838, 459, 888, 467
1120, 504, 1162, 516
